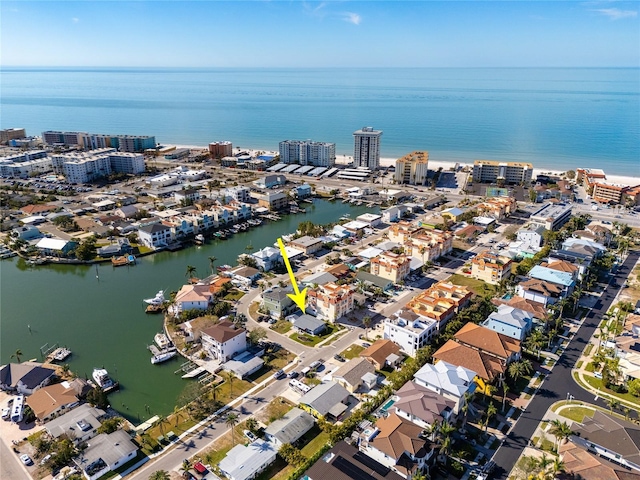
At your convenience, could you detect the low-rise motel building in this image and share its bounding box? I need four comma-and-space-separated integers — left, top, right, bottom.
592, 182, 640, 206
476, 196, 517, 219
370, 251, 411, 283
470, 250, 513, 285
472, 160, 533, 185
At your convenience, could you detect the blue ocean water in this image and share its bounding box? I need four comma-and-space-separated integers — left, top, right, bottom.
1, 67, 638, 176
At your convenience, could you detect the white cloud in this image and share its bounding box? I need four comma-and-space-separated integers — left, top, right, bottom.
592, 8, 638, 20
341, 12, 361, 25
72, 17, 80, 23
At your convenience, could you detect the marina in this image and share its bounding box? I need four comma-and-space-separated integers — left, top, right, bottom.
0, 200, 374, 422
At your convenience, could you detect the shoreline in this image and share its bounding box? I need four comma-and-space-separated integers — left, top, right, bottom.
174, 144, 640, 187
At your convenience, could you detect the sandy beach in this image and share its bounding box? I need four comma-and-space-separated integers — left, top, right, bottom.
174, 145, 640, 187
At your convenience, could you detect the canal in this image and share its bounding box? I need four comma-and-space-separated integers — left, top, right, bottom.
0, 200, 375, 423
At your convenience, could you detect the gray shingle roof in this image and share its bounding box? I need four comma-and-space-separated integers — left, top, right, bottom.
264, 408, 315, 445
299, 382, 350, 416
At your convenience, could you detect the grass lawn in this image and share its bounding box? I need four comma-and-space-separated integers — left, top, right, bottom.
271, 320, 292, 334
585, 362, 595, 372
540, 438, 556, 453
263, 428, 331, 480
584, 344, 594, 356
249, 350, 296, 384
260, 397, 295, 424
291, 324, 340, 347
582, 374, 640, 406
576, 361, 583, 369
142, 417, 198, 443
137, 245, 153, 254
224, 290, 245, 301
559, 406, 595, 423
340, 344, 365, 359
449, 274, 497, 296
249, 302, 260, 319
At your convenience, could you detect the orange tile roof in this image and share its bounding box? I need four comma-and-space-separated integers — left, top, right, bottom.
454, 323, 520, 359
540, 259, 578, 274
361, 339, 401, 367
201, 320, 244, 343
21, 204, 55, 214
371, 412, 427, 460
25, 383, 78, 420
433, 340, 504, 381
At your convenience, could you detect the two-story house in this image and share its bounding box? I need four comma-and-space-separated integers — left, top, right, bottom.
200, 320, 247, 362
482, 305, 534, 341
413, 360, 477, 415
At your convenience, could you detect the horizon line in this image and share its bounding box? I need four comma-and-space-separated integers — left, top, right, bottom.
2, 65, 640, 69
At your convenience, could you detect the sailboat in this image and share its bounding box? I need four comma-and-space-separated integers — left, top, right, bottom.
95, 264, 99, 280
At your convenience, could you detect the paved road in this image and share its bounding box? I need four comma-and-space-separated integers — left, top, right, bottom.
0, 438, 30, 480
491, 249, 640, 480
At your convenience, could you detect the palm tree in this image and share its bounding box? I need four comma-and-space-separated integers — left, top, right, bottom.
362, 315, 372, 339
551, 458, 565, 477
185, 265, 197, 280
225, 371, 235, 398
225, 412, 239, 446
508, 359, 533, 384
607, 398, 620, 414
208, 256, 217, 275
501, 383, 509, 412
173, 406, 185, 426
11, 349, 23, 363
525, 329, 545, 360
549, 419, 573, 451
155, 415, 168, 436
149, 470, 170, 480
485, 403, 497, 432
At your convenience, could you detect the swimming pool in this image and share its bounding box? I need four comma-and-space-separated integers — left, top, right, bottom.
381, 398, 396, 412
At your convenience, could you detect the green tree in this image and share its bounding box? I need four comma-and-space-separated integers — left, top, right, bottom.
485, 403, 497, 432
149, 470, 170, 480
607, 398, 620, 414
508, 359, 533, 384
97, 417, 123, 434
10, 348, 23, 363
224, 371, 235, 398
74, 237, 97, 261
627, 378, 640, 397
208, 256, 217, 275
248, 327, 268, 345
245, 417, 259, 434
86, 387, 109, 410
362, 315, 372, 339
549, 419, 573, 451
225, 413, 239, 446
279, 443, 305, 466
185, 265, 197, 280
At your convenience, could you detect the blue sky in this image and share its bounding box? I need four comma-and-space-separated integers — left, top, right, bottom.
2, 1, 638, 67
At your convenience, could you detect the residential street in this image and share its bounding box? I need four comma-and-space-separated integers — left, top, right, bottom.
491, 249, 640, 480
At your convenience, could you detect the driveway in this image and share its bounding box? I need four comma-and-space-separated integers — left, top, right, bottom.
491, 249, 640, 480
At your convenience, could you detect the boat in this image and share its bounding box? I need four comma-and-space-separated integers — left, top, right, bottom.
194, 234, 205, 245
92, 368, 117, 390
154, 333, 171, 350
217, 264, 232, 272
50, 347, 72, 362
144, 290, 165, 305
151, 350, 177, 364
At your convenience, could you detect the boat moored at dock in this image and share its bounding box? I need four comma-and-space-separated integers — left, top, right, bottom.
92, 368, 119, 392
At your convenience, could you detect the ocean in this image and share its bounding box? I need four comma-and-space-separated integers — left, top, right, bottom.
1, 67, 638, 176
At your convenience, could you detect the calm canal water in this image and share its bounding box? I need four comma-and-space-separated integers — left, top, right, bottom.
0, 200, 375, 423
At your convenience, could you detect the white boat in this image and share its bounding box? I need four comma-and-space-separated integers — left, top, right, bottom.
92, 368, 115, 389
154, 333, 171, 350
151, 350, 177, 364
144, 290, 165, 305
51, 347, 72, 362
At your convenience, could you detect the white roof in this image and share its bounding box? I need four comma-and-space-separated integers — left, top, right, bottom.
357, 213, 381, 222
36, 238, 69, 250
343, 220, 368, 230
218, 440, 277, 480
414, 361, 477, 398
359, 247, 383, 259
283, 246, 304, 259
92, 200, 116, 207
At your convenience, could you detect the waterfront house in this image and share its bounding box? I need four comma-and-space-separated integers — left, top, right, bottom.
223, 351, 264, 379
174, 284, 213, 312
137, 222, 172, 249
470, 250, 513, 285
251, 246, 282, 272
45, 404, 106, 445
290, 235, 323, 255
25, 382, 79, 422
35, 238, 77, 257
303, 441, 405, 480
332, 358, 377, 393
250, 191, 289, 211
393, 380, 455, 430
361, 339, 402, 370
413, 361, 477, 415
370, 252, 411, 284
307, 282, 356, 322
360, 412, 433, 479
294, 183, 313, 198
262, 287, 296, 318
291, 314, 327, 336
78, 430, 138, 480
200, 320, 247, 362
218, 439, 277, 480
298, 381, 351, 420
482, 305, 533, 341
264, 407, 315, 448
228, 265, 261, 287
569, 410, 640, 473
0, 362, 56, 395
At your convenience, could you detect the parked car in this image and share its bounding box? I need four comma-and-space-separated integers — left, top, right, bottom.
40, 454, 52, 466
273, 369, 286, 380
287, 371, 299, 379
243, 430, 257, 442
333, 354, 346, 362
20, 454, 33, 466
362, 342, 371, 348
1, 407, 10, 420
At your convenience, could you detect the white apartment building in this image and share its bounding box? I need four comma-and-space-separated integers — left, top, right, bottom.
225, 186, 251, 203
279, 140, 336, 167
395, 151, 429, 185
0, 157, 53, 178
62, 155, 112, 184
108, 152, 145, 174
384, 309, 438, 357
353, 126, 382, 170
472, 160, 533, 185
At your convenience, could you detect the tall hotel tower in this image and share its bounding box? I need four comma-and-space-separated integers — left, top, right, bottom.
353, 126, 382, 169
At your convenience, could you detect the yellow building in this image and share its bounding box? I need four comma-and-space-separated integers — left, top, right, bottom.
472, 160, 533, 185
470, 251, 513, 285
370, 252, 411, 284
394, 151, 429, 185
